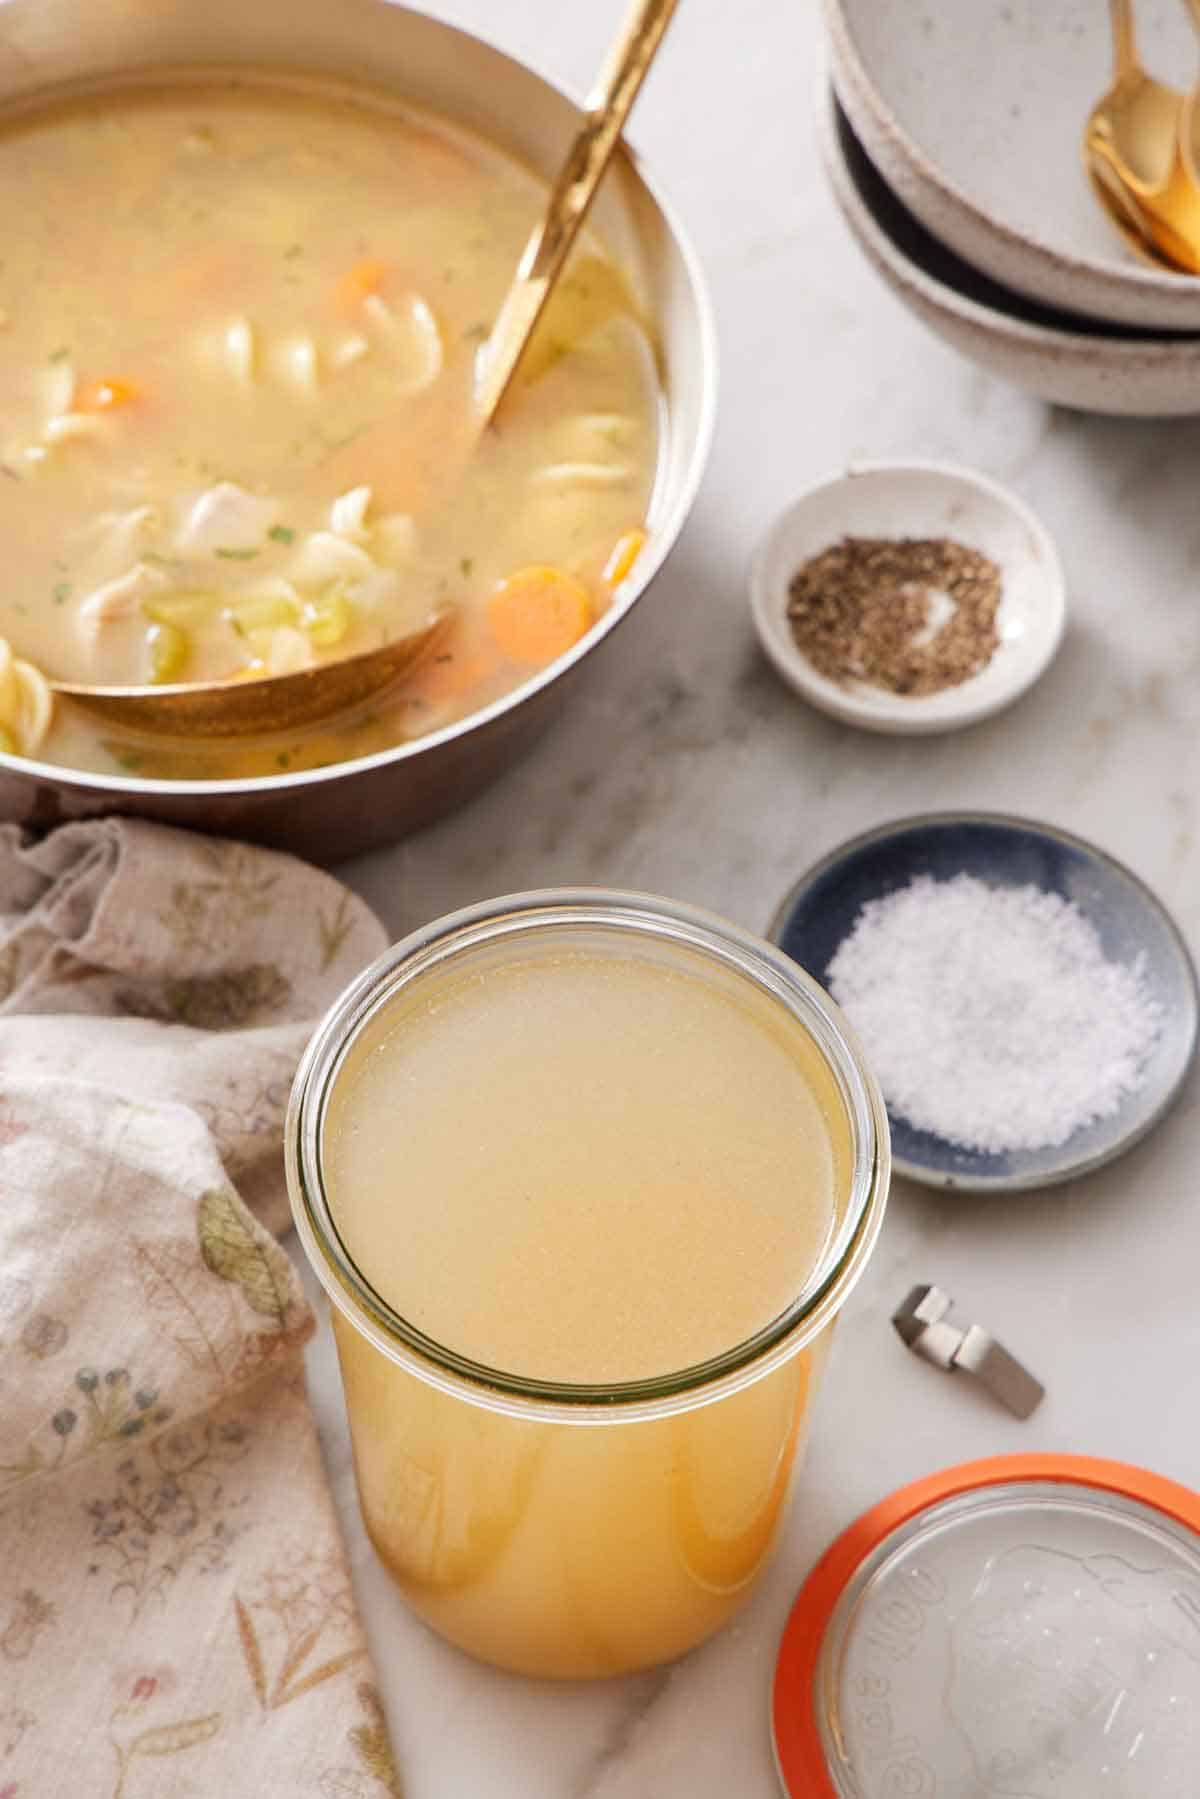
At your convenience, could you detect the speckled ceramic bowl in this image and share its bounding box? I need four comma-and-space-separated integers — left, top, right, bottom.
821, 90, 1200, 418
769, 813, 1199, 1194
825, 0, 1200, 331
749, 460, 1065, 735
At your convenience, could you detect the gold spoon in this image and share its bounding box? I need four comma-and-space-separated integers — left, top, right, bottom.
1083, 0, 1200, 272
1088, 158, 1180, 266
53, 611, 453, 738
474, 0, 679, 426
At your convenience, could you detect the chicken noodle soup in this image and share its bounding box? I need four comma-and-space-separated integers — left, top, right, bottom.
0, 78, 659, 775
289, 895, 890, 1678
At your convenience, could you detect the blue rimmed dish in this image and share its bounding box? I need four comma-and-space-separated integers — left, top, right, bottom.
768, 812, 1199, 1192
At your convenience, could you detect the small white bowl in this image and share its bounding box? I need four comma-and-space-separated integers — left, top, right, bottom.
749, 461, 1066, 735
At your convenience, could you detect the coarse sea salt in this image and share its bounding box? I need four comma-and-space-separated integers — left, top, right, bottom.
827, 873, 1163, 1154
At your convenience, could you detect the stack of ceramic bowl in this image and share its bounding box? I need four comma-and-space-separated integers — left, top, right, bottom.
821, 0, 1200, 415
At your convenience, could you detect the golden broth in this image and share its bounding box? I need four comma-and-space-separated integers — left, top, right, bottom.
0, 77, 659, 777
320, 932, 852, 1677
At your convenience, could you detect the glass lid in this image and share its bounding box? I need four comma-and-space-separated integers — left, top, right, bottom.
773, 1456, 1200, 1798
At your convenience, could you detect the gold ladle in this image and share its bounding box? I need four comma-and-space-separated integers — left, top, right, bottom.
1084, 0, 1200, 272
51, 617, 453, 737
57, 0, 678, 740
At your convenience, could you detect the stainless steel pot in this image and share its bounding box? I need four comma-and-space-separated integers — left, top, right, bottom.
0, 0, 716, 861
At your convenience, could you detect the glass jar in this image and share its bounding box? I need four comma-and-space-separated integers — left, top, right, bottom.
287, 890, 890, 1679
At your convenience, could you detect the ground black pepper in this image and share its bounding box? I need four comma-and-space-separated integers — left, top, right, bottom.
786, 535, 1002, 697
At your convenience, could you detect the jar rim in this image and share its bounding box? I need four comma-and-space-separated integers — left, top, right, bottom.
286, 888, 891, 1424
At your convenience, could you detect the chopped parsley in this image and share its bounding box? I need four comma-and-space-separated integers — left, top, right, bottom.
215, 546, 260, 561
460, 556, 474, 578
268, 525, 296, 545
53, 581, 71, 605
275, 751, 292, 770
48, 346, 70, 363
284, 243, 305, 261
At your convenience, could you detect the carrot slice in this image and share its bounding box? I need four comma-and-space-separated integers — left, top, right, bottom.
602, 528, 647, 588
75, 377, 138, 412
487, 566, 592, 666
334, 258, 390, 313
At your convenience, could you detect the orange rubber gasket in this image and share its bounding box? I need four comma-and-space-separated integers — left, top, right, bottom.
772, 1453, 1200, 1797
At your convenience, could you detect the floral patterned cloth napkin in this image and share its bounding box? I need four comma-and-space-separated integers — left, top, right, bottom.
0, 819, 401, 1799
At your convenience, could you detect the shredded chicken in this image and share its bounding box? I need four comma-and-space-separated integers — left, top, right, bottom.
76, 562, 170, 648
288, 530, 375, 589
177, 482, 279, 554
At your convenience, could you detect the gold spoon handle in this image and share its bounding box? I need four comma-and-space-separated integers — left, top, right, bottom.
1111, 0, 1137, 80
1178, 0, 1200, 186
475, 0, 679, 427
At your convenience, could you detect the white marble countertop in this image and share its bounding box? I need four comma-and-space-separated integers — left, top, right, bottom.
296, 1, 1200, 1791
